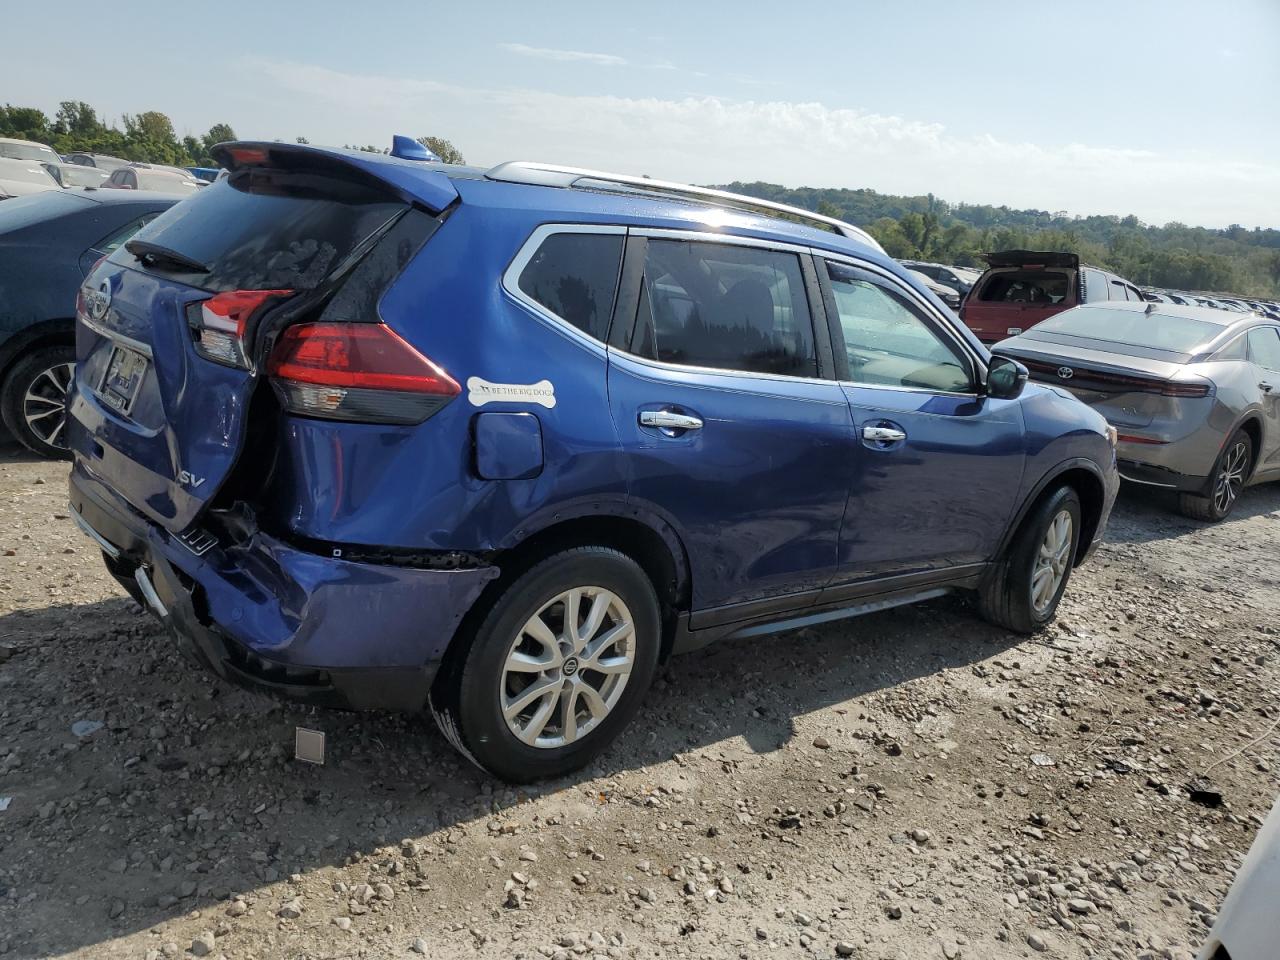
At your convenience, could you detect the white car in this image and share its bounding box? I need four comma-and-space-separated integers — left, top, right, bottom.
0, 135, 60, 166
0, 157, 61, 199
1198, 794, 1280, 960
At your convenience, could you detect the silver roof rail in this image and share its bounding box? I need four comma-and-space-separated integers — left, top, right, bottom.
485, 161, 884, 253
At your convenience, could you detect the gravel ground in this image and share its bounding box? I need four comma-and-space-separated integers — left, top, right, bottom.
1, 445, 1278, 960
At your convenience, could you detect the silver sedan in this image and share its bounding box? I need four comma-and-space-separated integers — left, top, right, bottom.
993, 301, 1280, 521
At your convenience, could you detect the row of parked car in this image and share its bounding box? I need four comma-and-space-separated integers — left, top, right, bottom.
0, 136, 206, 200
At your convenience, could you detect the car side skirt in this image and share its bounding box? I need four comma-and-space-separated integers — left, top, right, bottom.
671, 564, 987, 654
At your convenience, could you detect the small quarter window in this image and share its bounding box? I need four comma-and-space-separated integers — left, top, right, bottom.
628, 239, 817, 377
1213, 335, 1246, 361
517, 232, 623, 342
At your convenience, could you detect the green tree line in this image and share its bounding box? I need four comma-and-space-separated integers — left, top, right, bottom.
723, 182, 1280, 298
0, 100, 464, 169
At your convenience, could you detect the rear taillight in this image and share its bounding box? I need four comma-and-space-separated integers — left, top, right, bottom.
186, 289, 293, 368
1159, 382, 1212, 398
266, 322, 459, 424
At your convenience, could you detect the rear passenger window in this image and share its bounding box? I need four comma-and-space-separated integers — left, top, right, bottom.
628, 239, 817, 378
517, 232, 623, 342
1247, 328, 1280, 371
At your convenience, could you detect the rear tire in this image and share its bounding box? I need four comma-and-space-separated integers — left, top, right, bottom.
979, 485, 1082, 634
1178, 429, 1251, 522
430, 546, 661, 783
1, 345, 75, 459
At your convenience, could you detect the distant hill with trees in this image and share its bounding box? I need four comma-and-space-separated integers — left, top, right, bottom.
718, 182, 1280, 298
4, 100, 1274, 297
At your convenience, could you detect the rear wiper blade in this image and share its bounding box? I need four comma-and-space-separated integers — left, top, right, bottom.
125, 239, 209, 274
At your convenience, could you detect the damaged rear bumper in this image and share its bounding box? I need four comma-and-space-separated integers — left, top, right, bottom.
69, 464, 498, 711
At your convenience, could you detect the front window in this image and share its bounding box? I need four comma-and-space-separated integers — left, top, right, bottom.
827, 264, 972, 393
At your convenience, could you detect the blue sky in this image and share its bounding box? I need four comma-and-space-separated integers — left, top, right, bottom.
4, 0, 1278, 227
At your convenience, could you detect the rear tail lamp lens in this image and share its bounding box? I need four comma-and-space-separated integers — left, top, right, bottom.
266, 322, 459, 424
1159, 382, 1212, 398
186, 289, 293, 369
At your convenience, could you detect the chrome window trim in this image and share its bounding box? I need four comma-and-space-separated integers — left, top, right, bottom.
629, 227, 815, 257
814, 249, 988, 395
606, 347, 838, 390
501, 223, 628, 355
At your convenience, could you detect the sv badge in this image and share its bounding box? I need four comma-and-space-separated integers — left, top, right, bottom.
177, 470, 206, 489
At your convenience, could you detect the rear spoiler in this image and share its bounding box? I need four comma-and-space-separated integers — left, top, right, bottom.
209, 141, 458, 213
982, 249, 1079, 270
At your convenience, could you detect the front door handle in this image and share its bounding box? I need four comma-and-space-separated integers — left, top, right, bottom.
862, 424, 907, 443
639, 409, 703, 432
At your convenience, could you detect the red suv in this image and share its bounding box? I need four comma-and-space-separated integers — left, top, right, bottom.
959, 250, 1144, 343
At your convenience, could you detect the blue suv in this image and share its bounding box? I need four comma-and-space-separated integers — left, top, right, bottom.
67, 142, 1119, 781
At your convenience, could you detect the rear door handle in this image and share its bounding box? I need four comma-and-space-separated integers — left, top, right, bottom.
639, 409, 703, 432
1260, 382, 1274, 393
862, 424, 907, 443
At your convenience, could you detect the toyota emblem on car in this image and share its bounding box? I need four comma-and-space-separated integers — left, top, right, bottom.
1057, 366, 1075, 380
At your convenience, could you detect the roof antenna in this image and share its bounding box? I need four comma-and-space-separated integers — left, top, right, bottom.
390, 135, 439, 162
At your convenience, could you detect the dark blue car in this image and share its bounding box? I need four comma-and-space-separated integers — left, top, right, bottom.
0, 189, 179, 456
66, 142, 1119, 781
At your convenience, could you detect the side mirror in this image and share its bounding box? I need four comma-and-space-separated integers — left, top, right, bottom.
986, 355, 1028, 400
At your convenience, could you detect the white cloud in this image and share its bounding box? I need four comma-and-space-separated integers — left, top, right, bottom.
498, 43, 626, 66
248, 59, 1280, 229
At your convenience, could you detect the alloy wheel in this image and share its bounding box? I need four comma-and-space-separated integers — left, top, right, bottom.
500, 587, 635, 748
1212, 440, 1249, 515
1030, 509, 1073, 613
23, 362, 75, 449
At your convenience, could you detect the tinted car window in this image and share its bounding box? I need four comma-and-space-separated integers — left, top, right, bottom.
828, 264, 971, 393
979, 271, 1068, 304
94, 214, 161, 255
518, 232, 623, 341
628, 239, 816, 377
1247, 327, 1280, 371
115, 173, 407, 293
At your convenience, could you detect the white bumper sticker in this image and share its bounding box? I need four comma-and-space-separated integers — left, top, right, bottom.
467, 377, 556, 409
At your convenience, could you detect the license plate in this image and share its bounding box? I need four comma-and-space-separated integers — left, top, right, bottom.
97, 344, 148, 415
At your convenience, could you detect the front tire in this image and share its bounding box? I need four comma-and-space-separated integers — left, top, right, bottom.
979, 485, 1082, 634
1, 345, 76, 459
1178, 429, 1252, 522
430, 546, 661, 782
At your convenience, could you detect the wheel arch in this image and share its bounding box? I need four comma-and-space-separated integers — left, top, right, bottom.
997, 458, 1109, 568
445, 508, 693, 667
0, 318, 76, 383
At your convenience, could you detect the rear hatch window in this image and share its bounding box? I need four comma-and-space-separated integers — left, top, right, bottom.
977, 270, 1072, 305
74, 165, 425, 533
113, 171, 407, 291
